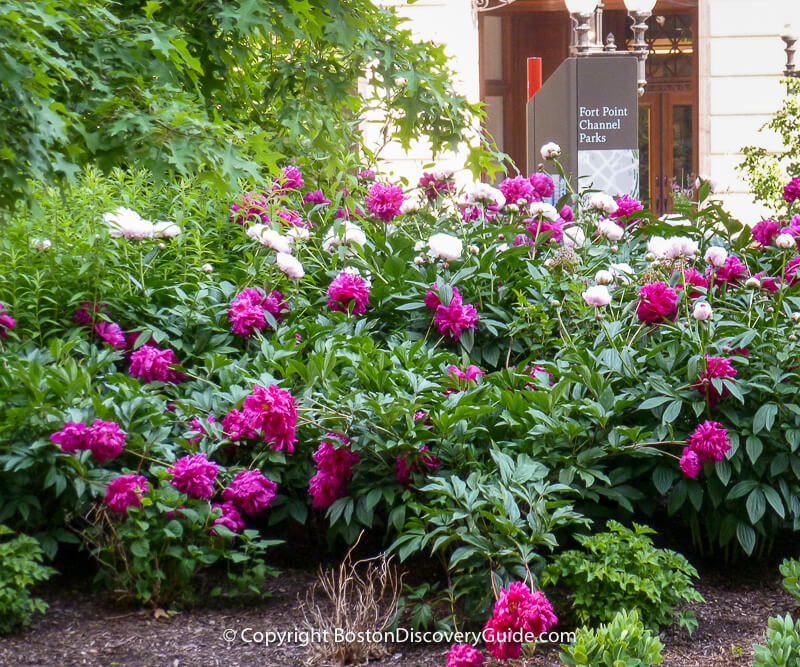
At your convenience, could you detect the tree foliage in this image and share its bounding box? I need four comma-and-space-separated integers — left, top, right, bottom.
0, 0, 482, 212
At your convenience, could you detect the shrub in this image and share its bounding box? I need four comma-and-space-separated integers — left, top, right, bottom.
753, 614, 800, 667
781, 557, 800, 605
0, 525, 56, 634
542, 521, 703, 632
560, 609, 664, 667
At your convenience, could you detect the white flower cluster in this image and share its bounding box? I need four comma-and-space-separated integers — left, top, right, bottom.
528, 202, 559, 221
103, 207, 181, 240
647, 236, 698, 261
582, 262, 636, 308
322, 220, 367, 253
427, 233, 463, 261
465, 182, 506, 209
583, 192, 618, 216
246, 224, 293, 254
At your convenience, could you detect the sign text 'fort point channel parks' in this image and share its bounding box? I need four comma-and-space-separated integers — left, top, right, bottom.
578, 105, 631, 145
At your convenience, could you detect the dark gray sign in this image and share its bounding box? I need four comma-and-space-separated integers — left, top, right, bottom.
576, 57, 638, 150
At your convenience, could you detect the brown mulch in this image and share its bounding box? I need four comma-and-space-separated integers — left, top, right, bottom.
0, 566, 794, 667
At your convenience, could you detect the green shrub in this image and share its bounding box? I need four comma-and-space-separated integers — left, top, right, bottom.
543, 521, 703, 633
753, 614, 800, 667
0, 525, 56, 634
781, 558, 800, 605
560, 609, 664, 667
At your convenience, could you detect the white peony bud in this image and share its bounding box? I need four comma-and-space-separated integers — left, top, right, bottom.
704, 246, 727, 267
692, 302, 713, 321
595, 270, 614, 285
540, 142, 561, 160
776, 233, 796, 249
201, 263, 213, 273
428, 233, 462, 261
276, 252, 304, 280
597, 219, 624, 241
582, 285, 612, 307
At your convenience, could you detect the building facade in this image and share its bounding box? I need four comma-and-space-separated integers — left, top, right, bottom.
370, 0, 800, 222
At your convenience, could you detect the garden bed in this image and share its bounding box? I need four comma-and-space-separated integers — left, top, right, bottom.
0, 563, 792, 667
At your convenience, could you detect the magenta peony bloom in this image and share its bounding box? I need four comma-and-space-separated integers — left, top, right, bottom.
447, 365, 485, 382
230, 191, 269, 225
334, 205, 364, 220
275, 165, 304, 192
86, 419, 126, 463
687, 420, 731, 462
221, 408, 259, 442
675, 267, 708, 299
434, 294, 479, 341
309, 435, 360, 509
129, 344, 184, 383
712, 255, 748, 286
275, 208, 309, 228
499, 176, 535, 205
187, 415, 216, 445
94, 320, 126, 348
483, 614, 520, 660
395, 445, 440, 485
242, 384, 298, 452
610, 194, 644, 225
694, 355, 736, 406
783, 176, 800, 203
785, 255, 800, 285
211, 501, 245, 535
483, 582, 557, 660
222, 470, 277, 515
365, 182, 405, 222
512, 233, 534, 247
0, 303, 16, 339
303, 190, 331, 205
529, 172, 554, 201
51, 422, 89, 454
751, 219, 781, 246
169, 453, 219, 499
419, 172, 455, 200
228, 288, 266, 337
104, 474, 149, 515
559, 205, 574, 223
424, 283, 461, 311
636, 282, 678, 323
754, 271, 781, 294
446, 644, 485, 667
525, 217, 564, 244
357, 169, 376, 182
680, 447, 701, 478
327, 271, 370, 315
73, 301, 109, 325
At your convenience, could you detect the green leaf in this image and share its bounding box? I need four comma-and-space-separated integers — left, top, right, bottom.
753, 403, 778, 434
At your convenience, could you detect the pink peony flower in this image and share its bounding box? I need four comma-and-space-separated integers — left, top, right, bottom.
242, 384, 298, 452
636, 282, 678, 323
694, 355, 736, 406
222, 470, 277, 515
499, 176, 535, 205
230, 191, 269, 225
419, 172, 455, 200
0, 303, 16, 339
73, 301, 108, 325
187, 415, 216, 445
365, 182, 405, 222
751, 219, 781, 246
711, 255, 748, 286
395, 445, 440, 485
211, 501, 245, 535
529, 173, 554, 201
94, 320, 126, 348
228, 287, 287, 338
169, 453, 219, 499
525, 217, 564, 244
104, 474, 149, 515
51, 422, 89, 454
275, 208, 309, 228
483, 582, 557, 660
275, 165, 304, 192
221, 408, 259, 442
675, 268, 708, 299
483, 614, 520, 660
327, 271, 370, 315
357, 169, 376, 182
308, 435, 360, 509
785, 255, 800, 286
424, 284, 461, 310
334, 205, 364, 220
610, 194, 644, 225
446, 644, 485, 667
86, 419, 127, 463
129, 344, 184, 383
303, 190, 331, 205
680, 447, 701, 478
783, 176, 800, 203
434, 294, 479, 341
754, 271, 781, 294
687, 420, 731, 462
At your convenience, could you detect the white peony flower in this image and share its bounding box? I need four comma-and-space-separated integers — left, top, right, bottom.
276, 252, 304, 280
563, 225, 586, 249
777, 233, 796, 249
286, 226, 311, 243
609, 263, 635, 285
400, 197, 421, 215
201, 263, 213, 273
665, 236, 698, 260
583, 193, 618, 215
596, 219, 624, 241
413, 240, 426, 252
540, 142, 561, 160
104, 206, 154, 240
153, 221, 181, 239
322, 221, 367, 252
30, 238, 51, 250
692, 302, 713, 321
745, 276, 761, 289
595, 270, 614, 285
647, 236, 670, 258
428, 233, 463, 261
465, 182, 506, 209
430, 166, 455, 180
704, 246, 728, 267
582, 285, 612, 307
497, 243, 509, 253
529, 202, 559, 221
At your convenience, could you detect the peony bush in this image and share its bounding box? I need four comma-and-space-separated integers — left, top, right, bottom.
3, 157, 800, 640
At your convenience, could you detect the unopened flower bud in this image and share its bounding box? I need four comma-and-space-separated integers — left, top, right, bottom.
158, 242, 166, 249
550, 299, 561, 307
469, 245, 479, 254
595, 270, 614, 285
791, 334, 798, 342
776, 233, 796, 249
645, 252, 655, 262
442, 261, 449, 269
201, 263, 213, 273
610, 245, 619, 254
722, 345, 731, 353
745, 277, 761, 289
516, 198, 528, 207
413, 256, 424, 265
507, 204, 519, 213
767, 306, 775, 313
498, 233, 505, 240
793, 311, 800, 322
692, 302, 713, 321
596, 312, 604, 320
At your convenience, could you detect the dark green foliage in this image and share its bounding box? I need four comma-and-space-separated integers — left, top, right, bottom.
0, 525, 55, 634
560, 609, 665, 667
543, 521, 703, 633
753, 614, 800, 667
781, 557, 800, 605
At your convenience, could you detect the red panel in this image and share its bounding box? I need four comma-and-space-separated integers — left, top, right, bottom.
527, 57, 542, 100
